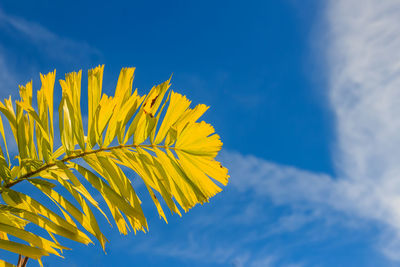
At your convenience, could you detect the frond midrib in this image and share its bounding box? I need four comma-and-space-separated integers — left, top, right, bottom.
2, 143, 175, 190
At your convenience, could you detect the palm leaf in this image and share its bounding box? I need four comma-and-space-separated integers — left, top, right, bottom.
0, 65, 229, 263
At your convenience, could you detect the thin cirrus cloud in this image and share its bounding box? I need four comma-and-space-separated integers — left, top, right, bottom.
225, 0, 400, 261
327, 0, 400, 259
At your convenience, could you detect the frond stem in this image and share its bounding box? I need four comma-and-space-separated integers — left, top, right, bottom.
2, 143, 170, 190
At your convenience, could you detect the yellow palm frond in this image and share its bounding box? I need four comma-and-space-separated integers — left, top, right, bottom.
0, 65, 229, 264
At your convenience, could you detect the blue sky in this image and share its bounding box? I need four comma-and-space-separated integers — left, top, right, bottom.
0, 0, 399, 266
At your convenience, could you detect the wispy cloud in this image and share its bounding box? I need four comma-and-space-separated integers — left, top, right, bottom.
233, 0, 400, 247
226, 0, 400, 260
326, 0, 400, 258
125, 175, 308, 266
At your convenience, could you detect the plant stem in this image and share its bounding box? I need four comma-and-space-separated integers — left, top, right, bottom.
17, 255, 29, 267
2, 143, 170, 190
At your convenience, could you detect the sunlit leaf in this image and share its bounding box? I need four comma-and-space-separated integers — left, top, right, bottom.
0, 66, 228, 265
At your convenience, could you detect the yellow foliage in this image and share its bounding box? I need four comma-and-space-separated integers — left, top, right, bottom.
0, 66, 229, 263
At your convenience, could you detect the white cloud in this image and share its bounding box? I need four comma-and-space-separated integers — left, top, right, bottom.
328, 0, 400, 181
222, 0, 400, 261
326, 0, 400, 258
